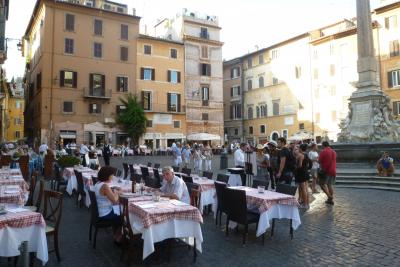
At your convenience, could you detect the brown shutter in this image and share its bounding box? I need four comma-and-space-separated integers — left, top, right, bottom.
238, 86, 241, 95
231, 68, 233, 78
393, 102, 399, 116
231, 87, 233, 97
177, 71, 181, 83
72, 72, 77, 88
167, 70, 171, 82
89, 104, 93, 113
141, 91, 145, 108
388, 72, 393, 88
140, 68, 144, 80
116, 77, 120, 91
177, 94, 181, 112
101, 75, 105, 90
167, 93, 171, 111
89, 74, 93, 89
152, 69, 155, 81
230, 105, 233, 119
60, 71, 65, 87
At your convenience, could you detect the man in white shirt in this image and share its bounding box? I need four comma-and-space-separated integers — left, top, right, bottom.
160, 166, 190, 204
39, 143, 48, 155
308, 142, 319, 193
80, 143, 90, 167
234, 143, 248, 168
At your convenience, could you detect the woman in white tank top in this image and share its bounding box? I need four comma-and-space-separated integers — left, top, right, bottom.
94, 166, 122, 242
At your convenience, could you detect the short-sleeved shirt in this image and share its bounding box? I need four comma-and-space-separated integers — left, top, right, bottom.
319, 147, 337, 177
172, 146, 182, 157
308, 151, 319, 170
234, 148, 245, 167
160, 175, 190, 204
182, 148, 191, 160
278, 147, 293, 172
80, 145, 89, 155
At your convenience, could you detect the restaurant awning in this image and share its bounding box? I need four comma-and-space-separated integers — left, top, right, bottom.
287, 131, 313, 141
186, 133, 221, 141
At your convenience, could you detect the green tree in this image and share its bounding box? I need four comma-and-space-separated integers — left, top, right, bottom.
115, 94, 147, 145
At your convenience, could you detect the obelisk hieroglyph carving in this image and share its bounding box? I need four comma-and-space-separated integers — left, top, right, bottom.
337, 0, 400, 142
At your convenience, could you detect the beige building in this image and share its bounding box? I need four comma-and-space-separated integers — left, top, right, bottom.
5, 80, 25, 142
22, 0, 140, 147
154, 9, 224, 145
136, 34, 186, 149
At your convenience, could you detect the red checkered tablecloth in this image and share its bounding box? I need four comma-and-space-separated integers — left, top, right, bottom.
129, 200, 203, 229
0, 211, 45, 229
0, 186, 25, 205
243, 187, 298, 213
193, 177, 215, 193
0, 179, 29, 191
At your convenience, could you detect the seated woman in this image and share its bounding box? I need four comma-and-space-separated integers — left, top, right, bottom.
376, 152, 395, 177
94, 166, 122, 242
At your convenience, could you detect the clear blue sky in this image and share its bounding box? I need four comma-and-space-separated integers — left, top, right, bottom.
4, 0, 382, 79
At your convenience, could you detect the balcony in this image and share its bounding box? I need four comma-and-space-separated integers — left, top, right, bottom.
83, 88, 111, 99
142, 103, 186, 114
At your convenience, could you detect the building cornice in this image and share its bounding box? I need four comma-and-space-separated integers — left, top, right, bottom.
374, 1, 400, 14
183, 34, 224, 46
183, 19, 222, 30
138, 34, 184, 45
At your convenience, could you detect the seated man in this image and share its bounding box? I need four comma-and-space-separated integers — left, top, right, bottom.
160, 166, 190, 204
377, 152, 395, 177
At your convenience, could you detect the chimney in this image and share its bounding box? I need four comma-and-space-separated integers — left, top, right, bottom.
132, 8, 136, 16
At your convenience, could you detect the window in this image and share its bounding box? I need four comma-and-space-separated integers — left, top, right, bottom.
390, 40, 400, 57
85, 0, 94, 7
230, 86, 240, 97
94, 19, 102, 35
330, 64, 335, 76
260, 105, 267, 117
14, 118, 21, 125
385, 15, 398, 29
141, 68, 155, 80
273, 101, 279, 116
256, 106, 260, 118
89, 74, 105, 96
173, 121, 181, 128
313, 50, 318, 59
259, 76, 264, 88
234, 129, 238, 135
200, 27, 208, 39
63, 101, 73, 113
89, 103, 102, 114
247, 80, 252, 90
15, 131, 20, 139
231, 104, 241, 119
331, 111, 337, 122
168, 70, 181, 83
260, 125, 266, 134
144, 45, 151, 55
117, 7, 124, 13
201, 46, 208, 58
116, 105, 126, 114
248, 107, 253, 119
295, 66, 301, 79
146, 120, 153, 128
167, 93, 181, 112
103, 4, 111, 10
15, 101, 21, 109
313, 69, 318, 79
142, 91, 152, 110
247, 57, 252, 68
120, 24, 128, 40
93, 42, 102, 58
271, 49, 279, 59
36, 73, 42, 91
259, 54, 264, 64
299, 123, 305, 130
60, 70, 77, 88
231, 67, 240, 78
316, 113, 320, 123
116, 76, 128, 92
393, 101, 400, 115
201, 63, 211, 76
120, 46, 128, 61
65, 14, 75, 31
64, 38, 74, 54
282, 130, 288, 139
249, 126, 253, 134
202, 113, 209, 120
170, 48, 177, 58
202, 86, 209, 101
388, 69, 400, 88
272, 77, 278, 85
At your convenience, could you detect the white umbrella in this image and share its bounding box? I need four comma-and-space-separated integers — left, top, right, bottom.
287, 131, 313, 141
186, 133, 221, 141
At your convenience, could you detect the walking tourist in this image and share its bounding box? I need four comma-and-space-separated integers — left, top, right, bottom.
255, 144, 270, 182
295, 144, 311, 210
203, 145, 213, 171
160, 166, 190, 204
318, 141, 337, 205
308, 142, 320, 193
94, 166, 122, 242
267, 140, 278, 189
181, 144, 192, 168
80, 142, 90, 167
193, 145, 203, 173
376, 152, 395, 177
276, 137, 296, 184
171, 142, 182, 167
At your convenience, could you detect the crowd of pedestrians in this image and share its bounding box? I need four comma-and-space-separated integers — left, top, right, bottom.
171, 142, 214, 173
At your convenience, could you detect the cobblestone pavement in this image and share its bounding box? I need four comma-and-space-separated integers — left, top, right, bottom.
2, 155, 399, 267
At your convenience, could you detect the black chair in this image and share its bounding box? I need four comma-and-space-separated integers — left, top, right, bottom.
271, 184, 298, 239
55, 164, 68, 192
182, 167, 192, 176
122, 163, 129, 179
216, 173, 229, 183
225, 188, 264, 246
88, 191, 119, 249
147, 162, 152, 167
128, 164, 135, 180
186, 182, 200, 208
140, 166, 150, 180
74, 170, 86, 208
172, 166, 180, 172
202, 171, 213, 180
154, 163, 161, 169
153, 168, 162, 188
252, 179, 269, 189
131, 173, 142, 184
26, 177, 45, 212
145, 177, 157, 188
214, 181, 228, 226
181, 175, 193, 184
43, 190, 63, 261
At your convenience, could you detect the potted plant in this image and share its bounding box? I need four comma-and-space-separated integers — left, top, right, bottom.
57, 155, 80, 169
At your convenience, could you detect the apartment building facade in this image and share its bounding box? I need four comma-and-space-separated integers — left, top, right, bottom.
154, 9, 224, 145
23, 0, 140, 147
5, 81, 24, 142
136, 34, 186, 149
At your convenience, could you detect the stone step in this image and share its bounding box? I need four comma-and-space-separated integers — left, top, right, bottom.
335, 179, 400, 188
336, 171, 400, 177
336, 175, 400, 181
335, 185, 400, 192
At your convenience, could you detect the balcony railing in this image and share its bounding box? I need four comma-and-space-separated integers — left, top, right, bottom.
142, 103, 186, 113
83, 88, 111, 99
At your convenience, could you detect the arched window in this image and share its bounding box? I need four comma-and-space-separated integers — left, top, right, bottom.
271, 132, 279, 141
247, 79, 252, 90
259, 76, 264, 88
256, 106, 260, 118
248, 107, 253, 119
264, 105, 268, 117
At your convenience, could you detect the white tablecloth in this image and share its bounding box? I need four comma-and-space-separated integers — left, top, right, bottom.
129, 213, 203, 259
199, 189, 215, 214
66, 175, 77, 195
0, 224, 48, 265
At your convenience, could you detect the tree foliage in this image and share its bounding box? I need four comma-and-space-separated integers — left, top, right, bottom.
115, 94, 147, 145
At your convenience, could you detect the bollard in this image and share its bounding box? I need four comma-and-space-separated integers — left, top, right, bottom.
18, 241, 29, 267
220, 152, 228, 170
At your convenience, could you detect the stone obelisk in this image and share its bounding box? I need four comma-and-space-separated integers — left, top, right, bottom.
338, 0, 399, 142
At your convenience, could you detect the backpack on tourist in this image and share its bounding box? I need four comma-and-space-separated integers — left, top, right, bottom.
302, 153, 313, 170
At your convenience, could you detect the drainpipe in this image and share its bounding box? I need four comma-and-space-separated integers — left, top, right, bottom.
49, 3, 55, 148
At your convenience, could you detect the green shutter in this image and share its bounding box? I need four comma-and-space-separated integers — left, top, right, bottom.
72, 72, 77, 88
60, 71, 65, 87
388, 72, 393, 88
